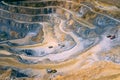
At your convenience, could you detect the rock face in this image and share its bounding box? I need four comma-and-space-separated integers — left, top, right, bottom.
0, 0, 120, 80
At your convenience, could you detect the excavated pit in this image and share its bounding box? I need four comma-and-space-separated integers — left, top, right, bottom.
0, 0, 120, 80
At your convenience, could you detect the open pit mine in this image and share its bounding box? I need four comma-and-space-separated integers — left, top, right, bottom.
0, 0, 120, 80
